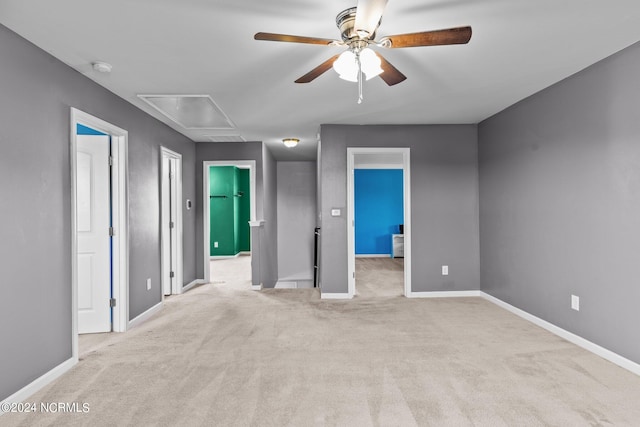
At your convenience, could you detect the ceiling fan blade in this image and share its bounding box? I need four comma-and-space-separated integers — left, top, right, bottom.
376, 53, 406, 86
383, 26, 472, 48
354, 0, 389, 37
295, 54, 342, 83
254, 32, 336, 46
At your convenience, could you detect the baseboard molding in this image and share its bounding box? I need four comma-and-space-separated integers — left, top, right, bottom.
128, 302, 163, 330
408, 290, 481, 298
275, 281, 297, 289
251, 283, 263, 291
182, 279, 206, 293
481, 292, 640, 376
1, 357, 76, 412
210, 252, 246, 260
355, 254, 389, 258
321, 292, 353, 300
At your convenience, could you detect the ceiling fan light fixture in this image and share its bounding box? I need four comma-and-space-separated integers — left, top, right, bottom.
360, 48, 383, 79
333, 50, 358, 81
282, 138, 299, 148
333, 48, 382, 82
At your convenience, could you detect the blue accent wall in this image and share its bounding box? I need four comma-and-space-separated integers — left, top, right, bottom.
76, 123, 107, 135
354, 169, 403, 255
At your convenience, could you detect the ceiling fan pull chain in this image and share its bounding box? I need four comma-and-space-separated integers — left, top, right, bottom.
357, 53, 363, 104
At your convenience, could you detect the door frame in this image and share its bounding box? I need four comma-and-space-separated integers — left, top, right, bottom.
160, 147, 183, 295
347, 147, 411, 297
70, 108, 129, 360
203, 160, 256, 284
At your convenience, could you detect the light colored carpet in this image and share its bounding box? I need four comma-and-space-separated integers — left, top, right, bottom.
4, 257, 640, 426
355, 257, 404, 298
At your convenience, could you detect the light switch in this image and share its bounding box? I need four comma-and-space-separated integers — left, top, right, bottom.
442, 265, 449, 276
331, 209, 341, 217
571, 295, 580, 311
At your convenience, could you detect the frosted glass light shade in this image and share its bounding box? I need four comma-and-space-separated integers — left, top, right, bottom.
333, 50, 358, 82
283, 138, 299, 148
332, 48, 383, 82
359, 48, 383, 79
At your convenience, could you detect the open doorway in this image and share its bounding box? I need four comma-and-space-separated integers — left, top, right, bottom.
347, 148, 411, 298
203, 161, 256, 286
70, 108, 129, 360
160, 147, 183, 296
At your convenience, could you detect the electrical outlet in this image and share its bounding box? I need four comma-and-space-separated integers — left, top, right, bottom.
147, 278, 151, 290
442, 265, 449, 276
214, 241, 218, 248
571, 295, 580, 311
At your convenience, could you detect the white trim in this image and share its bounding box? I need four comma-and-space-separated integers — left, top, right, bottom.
481, 292, 640, 376
160, 147, 184, 295
321, 292, 354, 300
355, 254, 390, 258
203, 160, 257, 284
0, 357, 76, 410
182, 279, 206, 293
252, 284, 263, 291
128, 302, 163, 330
275, 281, 297, 289
408, 290, 482, 298
354, 163, 404, 169
249, 220, 265, 227
210, 253, 243, 260
347, 147, 411, 298
71, 108, 130, 355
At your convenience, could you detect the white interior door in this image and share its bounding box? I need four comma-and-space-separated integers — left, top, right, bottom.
77, 135, 111, 333
161, 155, 179, 296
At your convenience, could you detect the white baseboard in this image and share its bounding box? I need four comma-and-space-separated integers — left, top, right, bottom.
210, 252, 248, 260
408, 290, 481, 298
275, 281, 297, 289
1, 357, 76, 412
355, 254, 389, 258
321, 292, 353, 300
481, 292, 640, 376
182, 279, 206, 293
128, 302, 163, 330
252, 283, 263, 291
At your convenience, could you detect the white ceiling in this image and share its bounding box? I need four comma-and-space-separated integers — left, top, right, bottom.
1, 0, 640, 160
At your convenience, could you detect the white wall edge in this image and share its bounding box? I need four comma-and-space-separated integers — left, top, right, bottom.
408, 290, 481, 298
182, 279, 206, 293
251, 284, 263, 291
481, 292, 640, 377
0, 357, 76, 411
321, 292, 353, 300
128, 302, 163, 330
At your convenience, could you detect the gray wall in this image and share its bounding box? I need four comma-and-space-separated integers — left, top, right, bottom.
195, 141, 278, 288
0, 23, 196, 401
277, 161, 317, 282
319, 125, 480, 294
262, 145, 279, 288
479, 41, 640, 364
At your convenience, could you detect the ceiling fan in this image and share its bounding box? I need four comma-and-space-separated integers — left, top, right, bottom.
255, 0, 472, 102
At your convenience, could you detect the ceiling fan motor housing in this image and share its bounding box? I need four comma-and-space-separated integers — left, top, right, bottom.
336, 7, 379, 42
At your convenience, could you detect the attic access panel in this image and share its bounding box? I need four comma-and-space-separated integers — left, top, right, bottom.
138, 95, 235, 130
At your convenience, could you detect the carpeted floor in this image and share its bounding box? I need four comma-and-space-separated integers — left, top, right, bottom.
4, 257, 640, 426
